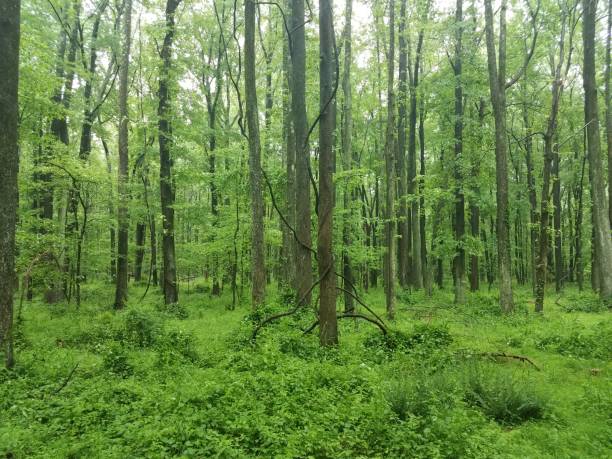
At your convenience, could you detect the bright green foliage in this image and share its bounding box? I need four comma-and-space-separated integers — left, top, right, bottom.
1, 283, 611, 458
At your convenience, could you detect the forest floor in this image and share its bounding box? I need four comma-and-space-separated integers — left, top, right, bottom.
1, 281, 611, 458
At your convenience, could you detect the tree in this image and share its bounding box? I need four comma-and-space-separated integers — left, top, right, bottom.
318, 0, 338, 345
291, 0, 313, 303
341, 0, 355, 313
452, 0, 466, 304
114, 0, 133, 310
159, 0, 181, 305
582, 0, 612, 301
384, 0, 396, 319
0, 0, 20, 369
245, 0, 266, 307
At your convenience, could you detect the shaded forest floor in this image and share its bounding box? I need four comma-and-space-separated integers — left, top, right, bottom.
1, 281, 611, 458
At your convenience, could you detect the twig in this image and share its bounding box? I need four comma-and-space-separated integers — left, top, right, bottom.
478, 352, 540, 370
53, 363, 80, 394
303, 313, 388, 335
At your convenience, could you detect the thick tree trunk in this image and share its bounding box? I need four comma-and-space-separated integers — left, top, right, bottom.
245, 0, 266, 307
553, 146, 562, 292
291, 0, 312, 304
114, 0, 133, 310
318, 0, 338, 345
606, 0, 612, 228
483, 0, 513, 312
158, 0, 181, 305
0, 0, 20, 369
582, 0, 612, 301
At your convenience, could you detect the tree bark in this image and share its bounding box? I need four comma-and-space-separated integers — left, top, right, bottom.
384, 0, 397, 319
341, 0, 355, 313
114, 0, 133, 310
291, 0, 312, 304
582, 0, 612, 301
453, 0, 466, 304
245, 0, 266, 307
318, 0, 338, 345
397, 0, 409, 287
158, 0, 181, 305
483, 0, 514, 312
0, 0, 20, 369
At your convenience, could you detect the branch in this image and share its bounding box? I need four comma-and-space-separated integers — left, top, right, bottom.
303, 313, 388, 335
505, 0, 541, 89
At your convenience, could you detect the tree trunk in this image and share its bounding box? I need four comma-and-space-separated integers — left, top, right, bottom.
384, 0, 396, 319
408, 30, 424, 289
158, 0, 181, 305
582, 0, 612, 301
396, 0, 409, 287
483, 0, 513, 312
0, 0, 20, 369
114, 0, 133, 310
291, 0, 313, 304
453, 0, 466, 304
318, 0, 338, 345
341, 0, 355, 313
245, 0, 266, 307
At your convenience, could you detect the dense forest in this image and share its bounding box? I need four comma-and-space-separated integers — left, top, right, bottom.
0, 0, 611, 456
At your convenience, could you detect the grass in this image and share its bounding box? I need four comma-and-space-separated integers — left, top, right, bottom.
1, 281, 610, 458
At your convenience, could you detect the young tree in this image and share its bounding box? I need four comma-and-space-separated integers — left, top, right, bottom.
158, 0, 181, 305
245, 0, 266, 307
582, 0, 612, 301
114, 0, 133, 310
0, 0, 20, 369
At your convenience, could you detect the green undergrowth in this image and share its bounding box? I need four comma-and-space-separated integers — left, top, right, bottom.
1, 283, 610, 458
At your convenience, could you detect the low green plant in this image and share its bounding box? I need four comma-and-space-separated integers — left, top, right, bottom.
102, 343, 133, 377
156, 301, 189, 319
155, 329, 199, 365
464, 366, 547, 425
119, 309, 162, 348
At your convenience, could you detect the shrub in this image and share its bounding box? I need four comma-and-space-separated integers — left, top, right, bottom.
102, 344, 133, 377
464, 367, 547, 425
155, 329, 199, 365
119, 309, 162, 348
536, 322, 612, 359
365, 323, 453, 355
156, 301, 189, 319
561, 292, 609, 313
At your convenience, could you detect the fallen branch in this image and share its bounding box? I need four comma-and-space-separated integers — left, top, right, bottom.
478, 352, 540, 371
251, 264, 331, 342
303, 313, 388, 336
53, 363, 80, 394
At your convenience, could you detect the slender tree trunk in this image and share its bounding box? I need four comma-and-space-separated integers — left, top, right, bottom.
397, 0, 409, 287
341, 0, 355, 313
583, 0, 612, 301
408, 31, 424, 289
114, 0, 133, 310
453, 0, 466, 304
291, 0, 312, 304
419, 101, 430, 294
318, 0, 338, 345
282, 3, 296, 288
245, 0, 266, 307
0, 0, 20, 369
483, 0, 513, 312
553, 144, 562, 292
606, 0, 612, 228
134, 222, 146, 282
384, 0, 396, 319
